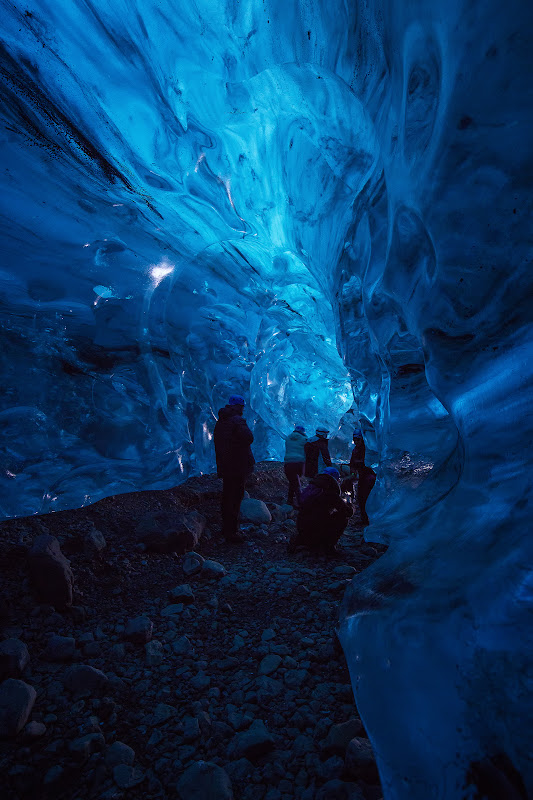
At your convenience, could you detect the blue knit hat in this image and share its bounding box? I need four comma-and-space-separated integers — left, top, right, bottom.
228, 394, 245, 406
323, 466, 340, 480
295, 425, 305, 434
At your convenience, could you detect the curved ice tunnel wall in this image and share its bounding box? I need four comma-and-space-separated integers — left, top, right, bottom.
0, 0, 532, 797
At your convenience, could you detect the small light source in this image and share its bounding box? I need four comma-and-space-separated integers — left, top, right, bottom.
150, 259, 174, 286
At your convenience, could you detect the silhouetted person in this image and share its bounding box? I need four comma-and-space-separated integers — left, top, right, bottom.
283, 425, 307, 506
288, 467, 353, 555
304, 427, 332, 478
357, 465, 376, 526
341, 430, 376, 527
349, 429, 365, 473
214, 394, 254, 543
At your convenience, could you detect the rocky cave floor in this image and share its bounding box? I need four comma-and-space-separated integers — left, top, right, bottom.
0, 462, 387, 800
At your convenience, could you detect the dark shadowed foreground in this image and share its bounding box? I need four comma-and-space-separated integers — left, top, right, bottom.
0, 463, 386, 800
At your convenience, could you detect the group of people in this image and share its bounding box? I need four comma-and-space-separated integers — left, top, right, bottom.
283, 424, 376, 554
213, 395, 376, 554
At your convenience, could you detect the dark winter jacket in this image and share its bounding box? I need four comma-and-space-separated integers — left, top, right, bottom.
214, 405, 255, 479
304, 434, 332, 477
297, 473, 353, 534
349, 436, 366, 472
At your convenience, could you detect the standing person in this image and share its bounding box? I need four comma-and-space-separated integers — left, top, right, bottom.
357, 465, 376, 526
343, 429, 376, 527
304, 427, 332, 478
341, 428, 367, 496
214, 394, 255, 543
283, 425, 307, 507
350, 429, 366, 473
288, 467, 353, 555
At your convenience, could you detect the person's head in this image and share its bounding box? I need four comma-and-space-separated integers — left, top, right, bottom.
323, 466, 340, 481
316, 427, 329, 438
228, 394, 245, 415
353, 428, 362, 442
294, 425, 306, 435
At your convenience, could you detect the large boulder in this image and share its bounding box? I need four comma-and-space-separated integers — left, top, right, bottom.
239, 499, 271, 524
0, 639, 30, 678
28, 535, 73, 607
177, 761, 233, 800
0, 679, 36, 737
135, 510, 206, 554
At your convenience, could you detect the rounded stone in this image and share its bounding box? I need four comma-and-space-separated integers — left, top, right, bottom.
258, 654, 282, 676
0, 679, 36, 737
124, 616, 153, 644
106, 740, 135, 767
177, 760, 233, 799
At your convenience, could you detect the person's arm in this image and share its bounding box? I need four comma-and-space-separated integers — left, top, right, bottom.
321, 439, 332, 467
235, 417, 254, 445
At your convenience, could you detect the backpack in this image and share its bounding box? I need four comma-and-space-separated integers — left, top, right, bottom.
298, 484, 323, 510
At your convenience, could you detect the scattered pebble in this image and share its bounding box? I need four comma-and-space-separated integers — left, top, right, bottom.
0, 463, 385, 799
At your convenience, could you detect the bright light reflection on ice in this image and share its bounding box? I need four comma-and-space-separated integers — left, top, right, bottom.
150, 259, 174, 286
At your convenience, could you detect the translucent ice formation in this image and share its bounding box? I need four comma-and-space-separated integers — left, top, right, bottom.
1, 0, 532, 796
0, 2, 378, 515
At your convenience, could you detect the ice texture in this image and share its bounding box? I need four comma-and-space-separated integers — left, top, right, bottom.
1, 0, 532, 797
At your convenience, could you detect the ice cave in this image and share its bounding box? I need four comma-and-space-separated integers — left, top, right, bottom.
0, 0, 532, 798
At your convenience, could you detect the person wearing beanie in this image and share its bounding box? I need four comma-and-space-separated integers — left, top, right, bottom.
342, 429, 376, 527
283, 425, 308, 506
349, 429, 366, 474
288, 467, 353, 554
213, 394, 255, 543
304, 427, 333, 478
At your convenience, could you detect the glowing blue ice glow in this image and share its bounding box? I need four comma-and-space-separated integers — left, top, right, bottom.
0, 0, 532, 797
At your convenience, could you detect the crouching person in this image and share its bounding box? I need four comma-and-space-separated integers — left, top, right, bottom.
288, 467, 353, 555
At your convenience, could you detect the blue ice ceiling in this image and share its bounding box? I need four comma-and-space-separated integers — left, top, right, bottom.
0, 0, 372, 516
1, 0, 533, 797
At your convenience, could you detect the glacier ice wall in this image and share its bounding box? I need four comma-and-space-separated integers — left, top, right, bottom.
0, 0, 371, 516
1, 0, 533, 796
336, 2, 533, 798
